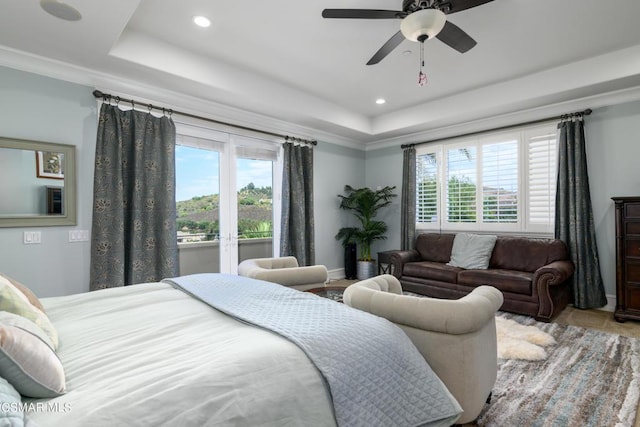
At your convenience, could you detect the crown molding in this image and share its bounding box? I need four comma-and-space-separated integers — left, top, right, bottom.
0, 45, 367, 151
365, 84, 640, 151
5, 44, 640, 154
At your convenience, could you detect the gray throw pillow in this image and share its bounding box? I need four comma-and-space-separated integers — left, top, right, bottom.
447, 233, 497, 269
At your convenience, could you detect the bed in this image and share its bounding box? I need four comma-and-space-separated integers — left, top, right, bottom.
0, 273, 462, 427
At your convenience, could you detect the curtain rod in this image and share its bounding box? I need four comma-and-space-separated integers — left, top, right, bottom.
401, 108, 592, 149
92, 90, 317, 146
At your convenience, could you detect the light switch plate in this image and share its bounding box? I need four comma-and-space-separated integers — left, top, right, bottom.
23, 231, 41, 244
69, 230, 89, 242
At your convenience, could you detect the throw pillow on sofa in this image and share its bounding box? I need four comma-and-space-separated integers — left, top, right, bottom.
447, 233, 497, 269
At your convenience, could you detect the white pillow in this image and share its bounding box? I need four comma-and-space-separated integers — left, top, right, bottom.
0, 321, 66, 398
447, 233, 497, 270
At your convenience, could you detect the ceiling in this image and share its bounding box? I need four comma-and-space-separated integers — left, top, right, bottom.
1, 0, 640, 147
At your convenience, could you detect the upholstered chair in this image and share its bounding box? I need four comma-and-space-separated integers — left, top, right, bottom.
343, 274, 503, 424
237, 256, 328, 291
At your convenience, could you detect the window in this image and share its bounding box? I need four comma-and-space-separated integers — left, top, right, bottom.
174, 122, 281, 274
481, 139, 518, 224
416, 151, 439, 224
446, 146, 477, 224
416, 123, 557, 234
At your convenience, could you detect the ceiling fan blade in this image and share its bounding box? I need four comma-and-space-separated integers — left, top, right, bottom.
366, 31, 405, 65
441, 0, 494, 14
322, 9, 403, 19
436, 21, 477, 53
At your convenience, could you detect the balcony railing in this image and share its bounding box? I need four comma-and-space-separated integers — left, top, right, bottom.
177, 237, 273, 275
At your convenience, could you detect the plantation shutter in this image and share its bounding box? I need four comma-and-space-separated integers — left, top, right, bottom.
413, 122, 556, 234
446, 147, 477, 224
482, 139, 518, 223
527, 131, 557, 229
416, 151, 439, 225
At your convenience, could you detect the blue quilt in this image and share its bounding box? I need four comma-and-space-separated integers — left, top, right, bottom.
163, 273, 462, 427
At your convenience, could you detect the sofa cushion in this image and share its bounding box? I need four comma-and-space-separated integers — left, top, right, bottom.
403, 261, 462, 283
458, 269, 533, 296
414, 234, 455, 263
489, 237, 568, 273
447, 233, 497, 270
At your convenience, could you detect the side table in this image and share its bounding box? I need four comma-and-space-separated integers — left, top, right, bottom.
377, 250, 400, 275
305, 286, 346, 303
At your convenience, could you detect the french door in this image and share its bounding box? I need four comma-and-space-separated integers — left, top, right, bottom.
175, 124, 280, 275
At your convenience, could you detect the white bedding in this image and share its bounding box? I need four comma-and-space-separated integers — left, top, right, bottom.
27, 283, 336, 427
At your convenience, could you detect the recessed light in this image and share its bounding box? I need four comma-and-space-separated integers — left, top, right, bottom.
376, 98, 386, 105
40, 0, 82, 21
193, 16, 211, 28
402, 50, 413, 56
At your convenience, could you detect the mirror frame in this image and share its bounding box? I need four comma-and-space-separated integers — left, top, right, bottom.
0, 137, 77, 227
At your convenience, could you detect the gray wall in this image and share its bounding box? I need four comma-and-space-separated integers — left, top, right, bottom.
0, 65, 365, 296
587, 100, 640, 299
365, 146, 403, 257
364, 99, 640, 300
314, 142, 366, 276
0, 66, 97, 297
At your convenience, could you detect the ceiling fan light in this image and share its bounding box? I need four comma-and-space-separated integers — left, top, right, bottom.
40, 0, 81, 21
400, 9, 446, 42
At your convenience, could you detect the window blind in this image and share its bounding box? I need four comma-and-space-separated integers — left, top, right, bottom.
527, 132, 557, 228
416, 152, 439, 224
482, 140, 518, 224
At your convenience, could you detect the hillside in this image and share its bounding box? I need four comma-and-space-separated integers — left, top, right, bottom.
176, 184, 273, 240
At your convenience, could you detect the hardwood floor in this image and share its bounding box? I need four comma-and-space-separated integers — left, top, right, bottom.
554, 305, 640, 338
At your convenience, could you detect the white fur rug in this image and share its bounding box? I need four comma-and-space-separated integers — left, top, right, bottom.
495, 316, 556, 360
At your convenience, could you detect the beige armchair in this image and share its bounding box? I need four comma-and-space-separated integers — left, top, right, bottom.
237, 256, 328, 291
343, 274, 503, 424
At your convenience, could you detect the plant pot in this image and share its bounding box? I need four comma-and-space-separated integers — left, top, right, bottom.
344, 243, 357, 280
357, 260, 377, 280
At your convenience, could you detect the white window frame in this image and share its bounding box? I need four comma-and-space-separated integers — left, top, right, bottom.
174, 120, 282, 274
415, 122, 557, 236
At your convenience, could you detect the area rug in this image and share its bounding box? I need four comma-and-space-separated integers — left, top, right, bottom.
477, 313, 640, 427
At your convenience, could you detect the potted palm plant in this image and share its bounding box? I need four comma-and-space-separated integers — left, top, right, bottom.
335, 185, 397, 280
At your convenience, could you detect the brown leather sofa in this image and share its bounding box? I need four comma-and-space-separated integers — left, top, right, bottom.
391, 233, 574, 322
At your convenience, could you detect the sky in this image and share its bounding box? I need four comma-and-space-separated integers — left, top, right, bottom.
175, 145, 273, 202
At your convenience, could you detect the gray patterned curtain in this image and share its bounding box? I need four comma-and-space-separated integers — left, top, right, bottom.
90, 104, 178, 290
280, 142, 315, 266
401, 145, 416, 250
555, 115, 607, 308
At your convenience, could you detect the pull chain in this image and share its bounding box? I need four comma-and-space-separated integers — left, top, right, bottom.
418, 40, 427, 86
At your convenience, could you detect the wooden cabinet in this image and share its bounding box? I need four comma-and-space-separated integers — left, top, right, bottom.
46, 186, 63, 215
613, 197, 640, 322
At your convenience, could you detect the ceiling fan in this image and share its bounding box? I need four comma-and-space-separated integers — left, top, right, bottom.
322, 0, 493, 66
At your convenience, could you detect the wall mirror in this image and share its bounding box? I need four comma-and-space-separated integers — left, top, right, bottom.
0, 137, 77, 227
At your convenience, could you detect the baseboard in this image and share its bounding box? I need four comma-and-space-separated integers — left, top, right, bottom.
576, 294, 616, 312
598, 294, 616, 312
327, 268, 345, 282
